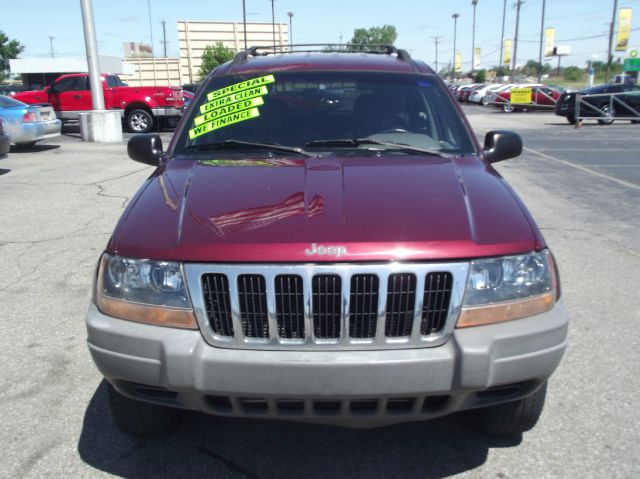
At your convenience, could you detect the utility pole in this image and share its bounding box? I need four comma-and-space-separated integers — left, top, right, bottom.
471, 0, 478, 75
537, 0, 546, 82
287, 11, 294, 47
242, 0, 248, 50
146, 0, 154, 57
431, 36, 442, 74
606, 0, 619, 83
48, 36, 55, 58
452, 13, 460, 81
161, 19, 168, 57
512, 0, 523, 82
499, 0, 507, 66
270, 0, 276, 50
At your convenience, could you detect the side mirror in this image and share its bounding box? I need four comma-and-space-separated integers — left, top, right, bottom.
128, 134, 163, 166
483, 130, 522, 163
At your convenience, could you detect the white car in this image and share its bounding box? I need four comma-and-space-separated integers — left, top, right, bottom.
468, 83, 502, 105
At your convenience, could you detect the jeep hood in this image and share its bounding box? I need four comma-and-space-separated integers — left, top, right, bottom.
110, 156, 544, 262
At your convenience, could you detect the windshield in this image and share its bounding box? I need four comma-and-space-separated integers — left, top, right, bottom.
175, 71, 475, 156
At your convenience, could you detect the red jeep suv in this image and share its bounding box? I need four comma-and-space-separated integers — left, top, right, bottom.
86, 45, 568, 437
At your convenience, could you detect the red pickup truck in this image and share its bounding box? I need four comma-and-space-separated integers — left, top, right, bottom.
12, 73, 184, 133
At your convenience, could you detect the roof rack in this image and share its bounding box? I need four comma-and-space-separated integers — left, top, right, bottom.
231, 44, 412, 65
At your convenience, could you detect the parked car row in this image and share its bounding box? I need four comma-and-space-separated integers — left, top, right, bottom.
448, 82, 566, 113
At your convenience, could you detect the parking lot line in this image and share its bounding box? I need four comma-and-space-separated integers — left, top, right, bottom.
523, 146, 640, 192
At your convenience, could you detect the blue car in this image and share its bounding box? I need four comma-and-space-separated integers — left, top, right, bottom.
0, 95, 61, 147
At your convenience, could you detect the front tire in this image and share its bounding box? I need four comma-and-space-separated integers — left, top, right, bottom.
473, 382, 547, 435
597, 104, 615, 125
126, 108, 154, 133
107, 383, 183, 437
502, 103, 514, 113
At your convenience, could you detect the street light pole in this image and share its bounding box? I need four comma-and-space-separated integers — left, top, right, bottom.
537, 0, 546, 82
79, 0, 104, 111
606, 0, 619, 83
147, 0, 154, 57
471, 0, 478, 75
452, 13, 460, 81
499, 0, 506, 66
512, 0, 523, 82
431, 36, 442, 74
242, 0, 248, 50
270, 0, 276, 50
287, 11, 294, 48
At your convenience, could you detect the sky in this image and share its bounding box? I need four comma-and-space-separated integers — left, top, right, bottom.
2, 0, 639, 71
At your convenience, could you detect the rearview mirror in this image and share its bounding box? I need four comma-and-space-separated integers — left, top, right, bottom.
128, 134, 163, 166
483, 130, 522, 163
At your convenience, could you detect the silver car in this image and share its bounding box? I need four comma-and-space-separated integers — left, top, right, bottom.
0, 95, 61, 147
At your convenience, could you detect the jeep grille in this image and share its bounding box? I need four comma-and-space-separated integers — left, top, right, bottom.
189, 263, 467, 350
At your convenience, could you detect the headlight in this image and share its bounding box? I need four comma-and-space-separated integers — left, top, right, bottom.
457, 250, 558, 328
95, 253, 197, 329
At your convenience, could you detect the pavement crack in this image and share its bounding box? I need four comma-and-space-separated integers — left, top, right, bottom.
196, 445, 261, 479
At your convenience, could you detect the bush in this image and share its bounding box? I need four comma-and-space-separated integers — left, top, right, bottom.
563, 66, 584, 82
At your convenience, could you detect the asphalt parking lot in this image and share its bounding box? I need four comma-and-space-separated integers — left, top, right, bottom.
1, 107, 639, 478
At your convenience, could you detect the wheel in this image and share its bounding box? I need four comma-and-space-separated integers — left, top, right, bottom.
107, 383, 183, 437
126, 108, 154, 133
597, 104, 615, 125
15, 141, 37, 148
566, 114, 577, 125
473, 382, 547, 435
502, 103, 514, 113
481, 96, 490, 106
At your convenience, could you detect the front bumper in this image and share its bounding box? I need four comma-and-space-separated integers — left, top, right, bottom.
86, 301, 568, 426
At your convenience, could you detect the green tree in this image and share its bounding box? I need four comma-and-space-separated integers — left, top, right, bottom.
0, 31, 25, 82
474, 69, 486, 83
348, 25, 397, 51
198, 42, 234, 80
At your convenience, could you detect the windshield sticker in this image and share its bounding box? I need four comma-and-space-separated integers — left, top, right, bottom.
189, 75, 275, 140
206, 74, 275, 101
189, 108, 260, 139
199, 86, 268, 114
194, 97, 264, 126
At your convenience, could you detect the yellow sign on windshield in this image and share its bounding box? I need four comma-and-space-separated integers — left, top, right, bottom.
510, 88, 532, 104
189, 75, 275, 140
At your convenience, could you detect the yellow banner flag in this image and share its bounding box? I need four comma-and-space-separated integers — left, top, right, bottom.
544, 28, 555, 57
616, 8, 632, 51
503, 39, 512, 65
455, 51, 462, 72
473, 48, 481, 70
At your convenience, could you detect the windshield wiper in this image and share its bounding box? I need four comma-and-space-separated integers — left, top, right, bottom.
305, 138, 446, 157
183, 140, 316, 157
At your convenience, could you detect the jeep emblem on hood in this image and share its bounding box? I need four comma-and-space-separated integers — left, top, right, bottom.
305, 243, 347, 257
